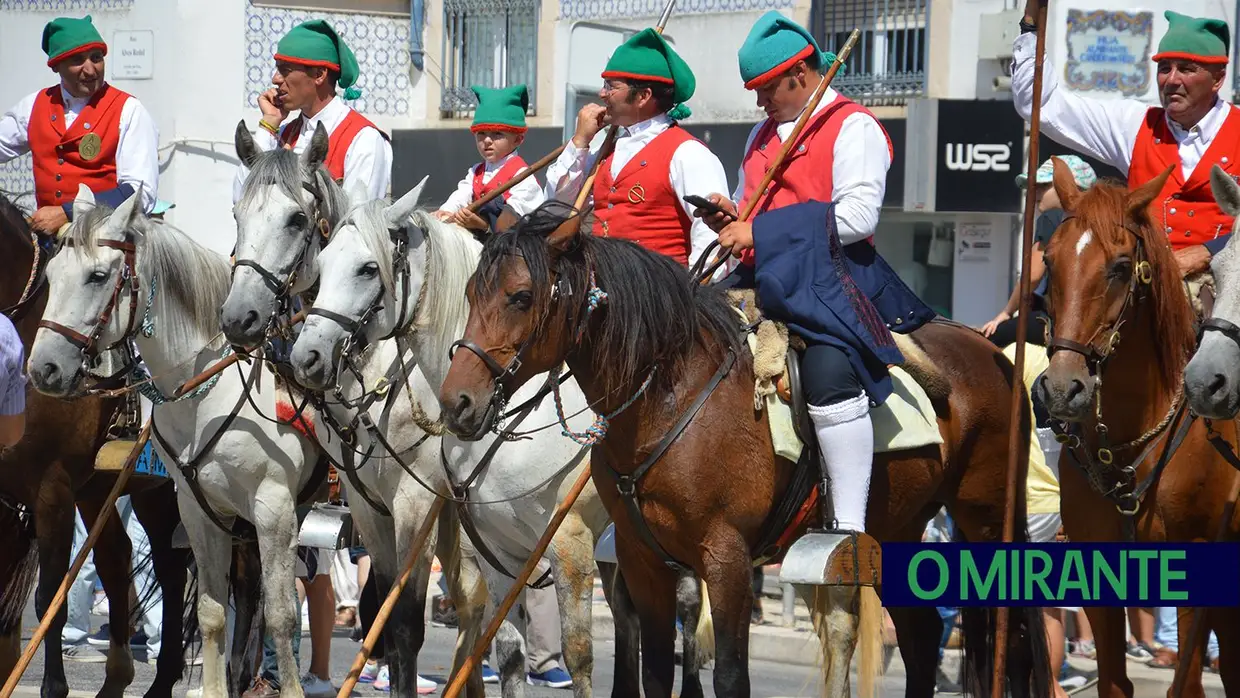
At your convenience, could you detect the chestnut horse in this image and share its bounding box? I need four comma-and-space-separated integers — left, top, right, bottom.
0, 191, 195, 698
1034, 159, 1239, 698
436, 203, 1051, 698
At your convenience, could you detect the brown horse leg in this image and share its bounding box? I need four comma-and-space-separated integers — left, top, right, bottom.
130, 484, 188, 698
78, 497, 137, 698
1171, 607, 1208, 698
697, 532, 753, 698
1209, 606, 1239, 696
888, 604, 941, 698
615, 538, 680, 698
1084, 607, 1134, 698
33, 466, 78, 698
598, 561, 642, 698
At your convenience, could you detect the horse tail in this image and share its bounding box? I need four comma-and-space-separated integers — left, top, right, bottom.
0, 503, 38, 636
856, 586, 884, 698
693, 578, 715, 666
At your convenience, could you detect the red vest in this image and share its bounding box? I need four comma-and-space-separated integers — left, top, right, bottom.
28, 84, 130, 209
471, 155, 528, 202
593, 126, 698, 267
1128, 105, 1240, 250
279, 109, 388, 182
738, 97, 892, 265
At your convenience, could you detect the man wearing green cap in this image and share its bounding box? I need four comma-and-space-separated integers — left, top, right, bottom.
1014, 3, 1238, 277
545, 28, 729, 272
232, 19, 391, 203
0, 15, 159, 235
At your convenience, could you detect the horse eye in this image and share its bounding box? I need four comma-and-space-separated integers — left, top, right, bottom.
358, 262, 379, 279
508, 290, 533, 311
87, 270, 108, 284
288, 211, 309, 229
1109, 258, 1132, 280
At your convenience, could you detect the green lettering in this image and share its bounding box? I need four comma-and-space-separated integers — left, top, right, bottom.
1093, 550, 1126, 599
1159, 551, 1188, 601
1024, 550, 1055, 601
909, 551, 949, 600
1130, 550, 1157, 601
1059, 550, 1090, 601
962, 550, 1004, 601
1010, 547, 1019, 600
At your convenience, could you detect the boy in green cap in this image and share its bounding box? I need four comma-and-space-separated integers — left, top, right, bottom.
1013, 4, 1238, 276
233, 19, 392, 204
436, 84, 545, 233
545, 28, 730, 275
0, 15, 159, 235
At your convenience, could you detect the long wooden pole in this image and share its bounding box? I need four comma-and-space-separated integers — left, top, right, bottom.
336, 498, 446, 698
694, 28, 861, 283
441, 467, 592, 698
172, 309, 306, 398
994, 2, 1048, 696
0, 421, 151, 698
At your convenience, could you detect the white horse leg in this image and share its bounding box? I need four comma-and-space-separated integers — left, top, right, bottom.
548, 512, 597, 698
437, 505, 487, 698
480, 563, 527, 698
179, 494, 233, 698
797, 585, 860, 698
251, 485, 303, 698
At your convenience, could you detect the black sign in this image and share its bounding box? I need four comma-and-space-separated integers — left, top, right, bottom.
935, 100, 1028, 213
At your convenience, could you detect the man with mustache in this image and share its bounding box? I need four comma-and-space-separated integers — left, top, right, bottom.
0, 15, 159, 235
1013, 6, 1236, 277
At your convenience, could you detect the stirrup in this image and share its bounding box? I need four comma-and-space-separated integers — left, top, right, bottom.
779, 528, 881, 587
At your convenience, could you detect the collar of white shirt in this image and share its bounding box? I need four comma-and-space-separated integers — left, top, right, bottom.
299, 96, 348, 136
1166, 96, 1230, 145
620, 113, 671, 139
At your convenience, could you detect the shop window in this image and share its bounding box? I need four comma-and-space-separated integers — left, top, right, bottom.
440, 0, 540, 115
810, 0, 928, 104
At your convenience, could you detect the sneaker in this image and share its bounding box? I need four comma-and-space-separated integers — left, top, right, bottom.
481, 664, 499, 684
301, 672, 335, 698
528, 667, 573, 689
1070, 639, 1096, 659
417, 674, 438, 694
62, 642, 107, 663
373, 665, 389, 692
359, 660, 382, 684
1060, 668, 1099, 695
85, 624, 147, 648
935, 666, 963, 694
91, 590, 109, 617
241, 677, 280, 698
1126, 641, 1156, 661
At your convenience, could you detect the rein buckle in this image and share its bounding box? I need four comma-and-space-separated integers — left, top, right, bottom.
1097, 447, 1114, 465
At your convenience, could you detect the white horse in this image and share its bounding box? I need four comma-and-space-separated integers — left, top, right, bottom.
219, 124, 485, 696
27, 186, 320, 698
288, 182, 623, 698
1186, 164, 1240, 418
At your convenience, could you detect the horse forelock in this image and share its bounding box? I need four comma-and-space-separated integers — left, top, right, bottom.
475, 202, 743, 398
237, 147, 347, 226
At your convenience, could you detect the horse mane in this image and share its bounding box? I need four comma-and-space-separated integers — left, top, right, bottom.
68, 204, 231, 350
473, 202, 744, 397
236, 146, 348, 224
0, 190, 33, 247
1074, 180, 1196, 388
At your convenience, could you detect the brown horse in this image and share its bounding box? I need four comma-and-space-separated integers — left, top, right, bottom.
1034, 160, 1239, 698
435, 204, 1052, 698
0, 191, 192, 698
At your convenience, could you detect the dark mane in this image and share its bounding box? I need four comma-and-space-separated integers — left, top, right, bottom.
474, 202, 744, 397
0, 190, 33, 246
1074, 180, 1196, 388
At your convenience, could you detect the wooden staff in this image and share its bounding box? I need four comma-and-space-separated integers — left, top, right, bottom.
441, 467, 592, 698
694, 28, 861, 283
336, 498, 446, 698
171, 308, 307, 398
465, 145, 566, 214
994, 1, 1048, 695
0, 421, 151, 698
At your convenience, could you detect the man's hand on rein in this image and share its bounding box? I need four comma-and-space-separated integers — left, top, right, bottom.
1175, 244, 1211, 278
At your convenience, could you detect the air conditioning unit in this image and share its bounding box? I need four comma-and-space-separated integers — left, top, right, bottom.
977, 9, 1026, 61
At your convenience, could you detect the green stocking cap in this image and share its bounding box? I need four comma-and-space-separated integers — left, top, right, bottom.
275, 20, 363, 99
602, 28, 696, 120
1152, 11, 1230, 64
737, 11, 842, 89
471, 84, 529, 133
42, 15, 107, 68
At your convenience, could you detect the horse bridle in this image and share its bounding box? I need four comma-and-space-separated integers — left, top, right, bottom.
38, 235, 142, 366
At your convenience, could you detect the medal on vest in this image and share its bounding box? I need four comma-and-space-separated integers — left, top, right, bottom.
78, 133, 102, 162
627, 183, 646, 204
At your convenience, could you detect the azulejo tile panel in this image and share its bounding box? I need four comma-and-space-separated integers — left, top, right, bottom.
244, 3, 411, 117
559, 0, 790, 20
0, 0, 133, 9
0, 154, 37, 213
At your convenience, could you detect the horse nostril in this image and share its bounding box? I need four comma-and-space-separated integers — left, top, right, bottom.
39, 363, 59, 383
455, 392, 473, 415
1067, 379, 1086, 403
240, 310, 260, 332
1209, 373, 1227, 397
306, 349, 321, 369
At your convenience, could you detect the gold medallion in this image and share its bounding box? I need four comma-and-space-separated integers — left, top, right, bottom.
627, 183, 646, 204
78, 133, 102, 162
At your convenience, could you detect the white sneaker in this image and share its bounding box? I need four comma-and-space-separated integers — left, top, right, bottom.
62, 642, 106, 663
359, 659, 381, 684
300, 672, 335, 698
417, 674, 438, 694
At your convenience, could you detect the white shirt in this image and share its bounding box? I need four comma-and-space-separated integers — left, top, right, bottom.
1011, 32, 1232, 181
439, 152, 546, 216
231, 96, 393, 204
545, 113, 731, 272
0, 83, 160, 213
732, 87, 891, 246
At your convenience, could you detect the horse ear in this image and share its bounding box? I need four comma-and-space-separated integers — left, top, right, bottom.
1211, 164, 1240, 218
1127, 164, 1175, 221
72, 184, 96, 222
107, 191, 143, 236
1050, 157, 1082, 212
302, 122, 330, 170
385, 176, 429, 228
235, 119, 261, 169
546, 213, 582, 254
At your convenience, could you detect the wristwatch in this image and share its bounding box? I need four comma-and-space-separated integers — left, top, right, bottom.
1019, 18, 1038, 33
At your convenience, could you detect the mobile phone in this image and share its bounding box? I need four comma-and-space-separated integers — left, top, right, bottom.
682, 194, 736, 221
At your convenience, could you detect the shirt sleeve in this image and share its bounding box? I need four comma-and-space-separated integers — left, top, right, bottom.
116, 98, 160, 214
544, 137, 601, 206
832, 112, 891, 245
342, 127, 393, 201
670, 139, 735, 281
504, 167, 546, 216
232, 125, 280, 205
0, 93, 36, 164
438, 167, 477, 214
0, 316, 26, 417
1011, 32, 1147, 175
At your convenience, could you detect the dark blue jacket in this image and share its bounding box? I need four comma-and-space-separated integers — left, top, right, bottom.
752, 201, 936, 405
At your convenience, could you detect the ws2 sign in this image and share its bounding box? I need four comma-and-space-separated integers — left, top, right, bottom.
944, 143, 1012, 172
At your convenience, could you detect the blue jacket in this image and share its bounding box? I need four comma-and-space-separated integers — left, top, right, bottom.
752, 201, 936, 405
